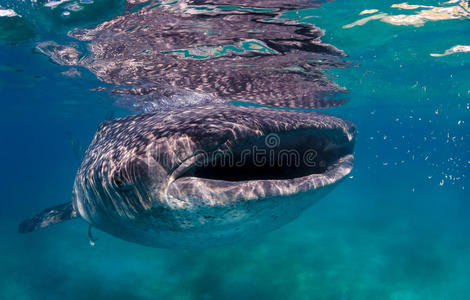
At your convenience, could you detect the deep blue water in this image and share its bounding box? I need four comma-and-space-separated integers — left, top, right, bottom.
0, 1, 469, 299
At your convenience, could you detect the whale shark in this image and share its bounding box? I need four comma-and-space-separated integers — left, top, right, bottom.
19, 105, 355, 248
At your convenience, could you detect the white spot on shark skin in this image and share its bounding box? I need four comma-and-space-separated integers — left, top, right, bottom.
430, 45, 470, 57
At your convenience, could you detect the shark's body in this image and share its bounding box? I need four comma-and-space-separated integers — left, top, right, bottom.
19, 105, 355, 248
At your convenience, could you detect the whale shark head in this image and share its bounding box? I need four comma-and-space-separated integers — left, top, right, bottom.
71, 105, 355, 248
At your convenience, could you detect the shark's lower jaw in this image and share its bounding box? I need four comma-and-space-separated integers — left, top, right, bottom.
152, 128, 354, 248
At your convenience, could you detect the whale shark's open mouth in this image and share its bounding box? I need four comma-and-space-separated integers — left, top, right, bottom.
167, 125, 355, 203
180, 129, 353, 181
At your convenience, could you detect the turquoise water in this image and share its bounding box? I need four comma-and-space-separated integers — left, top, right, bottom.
0, 0, 469, 299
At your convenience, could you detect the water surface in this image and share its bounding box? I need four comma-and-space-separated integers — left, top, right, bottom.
0, 0, 469, 299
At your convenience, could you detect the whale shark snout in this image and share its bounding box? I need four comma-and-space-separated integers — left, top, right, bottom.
19, 105, 355, 248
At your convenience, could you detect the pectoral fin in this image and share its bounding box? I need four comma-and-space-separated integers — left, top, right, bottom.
18, 201, 78, 233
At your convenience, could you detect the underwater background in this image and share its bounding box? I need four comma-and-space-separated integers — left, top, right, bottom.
0, 0, 469, 299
